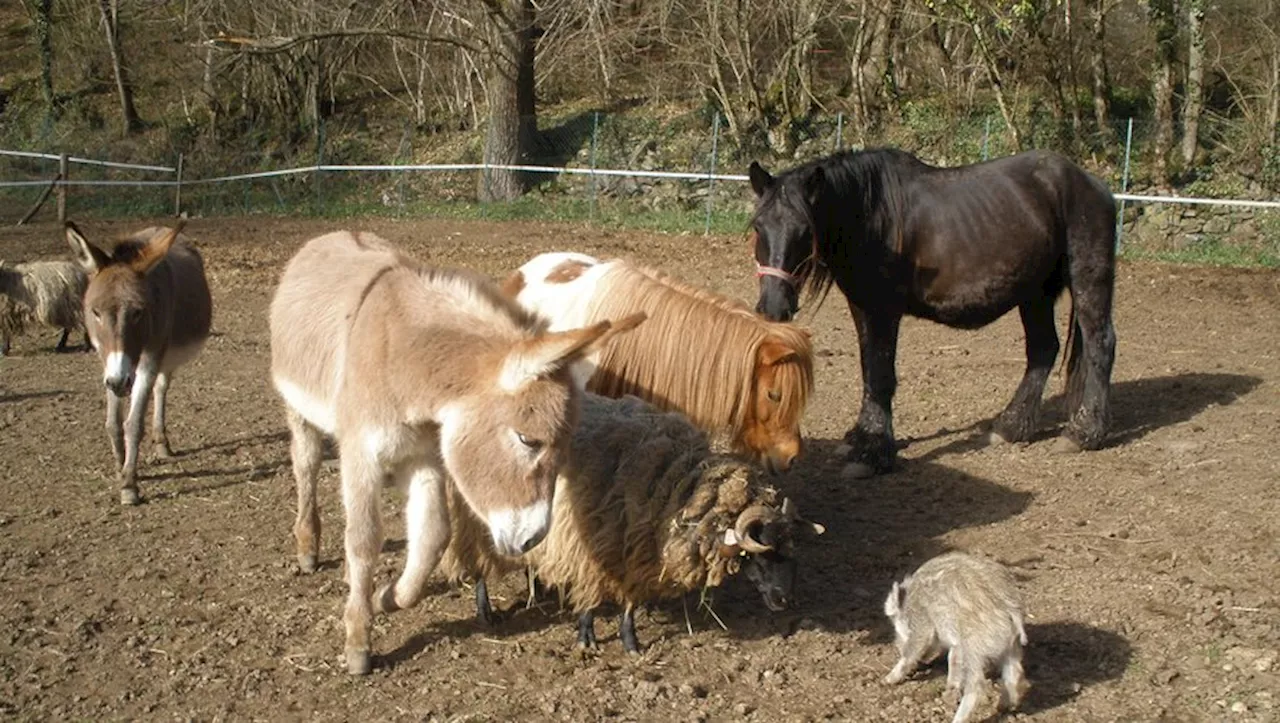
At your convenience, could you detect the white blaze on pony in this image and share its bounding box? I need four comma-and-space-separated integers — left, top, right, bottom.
268, 231, 643, 676
504, 252, 814, 473
65, 222, 213, 506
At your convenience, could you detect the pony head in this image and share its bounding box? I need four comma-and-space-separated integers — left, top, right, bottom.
738, 331, 813, 473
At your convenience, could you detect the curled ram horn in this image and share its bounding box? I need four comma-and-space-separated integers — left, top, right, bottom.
733, 504, 776, 554
781, 497, 827, 535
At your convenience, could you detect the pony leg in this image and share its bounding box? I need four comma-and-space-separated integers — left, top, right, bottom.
151, 372, 174, 458
844, 303, 901, 477
286, 408, 324, 573
1063, 247, 1117, 451
992, 298, 1060, 444
374, 461, 449, 614
118, 364, 157, 506
339, 443, 384, 675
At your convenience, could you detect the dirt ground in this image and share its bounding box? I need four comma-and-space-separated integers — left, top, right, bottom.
1, 216, 1277, 723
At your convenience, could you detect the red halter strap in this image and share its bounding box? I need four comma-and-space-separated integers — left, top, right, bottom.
755, 263, 802, 288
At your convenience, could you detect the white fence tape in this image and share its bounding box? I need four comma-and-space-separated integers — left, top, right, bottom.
0, 149, 176, 174
1, 155, 1278, 209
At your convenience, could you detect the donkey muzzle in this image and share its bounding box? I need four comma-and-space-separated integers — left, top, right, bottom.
488, 500, 553, 557
103, 351, 135, 397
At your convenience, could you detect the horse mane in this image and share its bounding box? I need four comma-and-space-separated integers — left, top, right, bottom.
582, 261, 813, 450
755, 147, 925, 306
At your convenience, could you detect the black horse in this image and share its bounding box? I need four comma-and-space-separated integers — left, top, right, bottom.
748, 148, 1117, 477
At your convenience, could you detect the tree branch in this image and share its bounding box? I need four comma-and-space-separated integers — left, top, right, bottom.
206, 29, 481, 55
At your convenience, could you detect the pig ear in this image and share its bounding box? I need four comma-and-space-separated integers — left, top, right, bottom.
884, 581, 902, 616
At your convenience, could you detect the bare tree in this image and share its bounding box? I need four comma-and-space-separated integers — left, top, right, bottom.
1180, 0, 1206, 166
21, 0, 57, 123
1146, 0, 1178, 185
1087, 0, 1116, 143
98, 0, 143, 134
478, 0, 539, 202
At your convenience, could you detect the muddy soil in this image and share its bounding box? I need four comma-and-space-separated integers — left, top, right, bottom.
1, 217, 1277, 722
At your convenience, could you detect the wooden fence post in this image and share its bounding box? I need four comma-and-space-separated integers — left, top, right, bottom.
174, 153, 184, 217
57, 153, 68, 222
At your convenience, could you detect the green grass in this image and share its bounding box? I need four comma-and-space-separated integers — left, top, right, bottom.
1120, 236, 1280, 269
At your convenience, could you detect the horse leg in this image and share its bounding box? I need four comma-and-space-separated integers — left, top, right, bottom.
118, 364, 157, 506
339, 443, 384, 675
286, 408, 324, 573
843, 303, 902, 478
1063, 247, 1117, 451
992, 298, 1059, 444
374, 461, 449, 614
151, 372, 174, 459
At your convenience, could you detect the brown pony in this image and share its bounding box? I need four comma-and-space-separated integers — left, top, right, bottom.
66, 221, 213, 505
269, 231, 643, 675
505, 252, 814, 473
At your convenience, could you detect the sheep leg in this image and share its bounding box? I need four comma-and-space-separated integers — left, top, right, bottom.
55, 328, 70, 352
1, 330, 9, 356
118, 364, 157, 506
620, 604, 640, 654
151, 373, 174, 459
374, 461, 449, 615
339, 443, 384, 675
287, 408, 324, 573
576, 610, 597, 649
474, 578, 496, 626
80, 326, 92, 352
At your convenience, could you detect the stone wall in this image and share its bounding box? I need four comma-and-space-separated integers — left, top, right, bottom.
1121, 202, 1276, 251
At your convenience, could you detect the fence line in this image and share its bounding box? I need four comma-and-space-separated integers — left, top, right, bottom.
3, 154, 1280, 209
0, 149, 176, 174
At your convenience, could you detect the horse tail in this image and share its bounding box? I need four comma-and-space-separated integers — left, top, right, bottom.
1062, 286, 1086, 413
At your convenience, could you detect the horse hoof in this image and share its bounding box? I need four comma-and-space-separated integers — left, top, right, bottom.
840, 461, 876, 480
1052, 436, 1083, 454
120, 488, 141, 506
297, 554, 318, 574
345, 648, 372, 675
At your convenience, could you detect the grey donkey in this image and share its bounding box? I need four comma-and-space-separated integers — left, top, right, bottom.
883, 551, 1029, 723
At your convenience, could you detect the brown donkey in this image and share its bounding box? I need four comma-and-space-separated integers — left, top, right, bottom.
269, 231, 643, 675
66, 222, 213, 506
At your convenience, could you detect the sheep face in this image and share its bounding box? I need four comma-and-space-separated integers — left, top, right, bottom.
721, 497, 823, 612
742, 550, 796, 612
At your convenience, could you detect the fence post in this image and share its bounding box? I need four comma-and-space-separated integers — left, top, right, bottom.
314, 118, 326, 213
57, 153, 68, 222
981, 117, 991, 161
173, 153, 184, 217
704, 112, 721, 236
1116, 117, 1135, 251
834, 112, 844, 153
589, 111, 600, 221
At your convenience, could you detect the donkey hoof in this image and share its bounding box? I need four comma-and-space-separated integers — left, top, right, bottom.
373, 583, 401, 614
345, 648, 372, 675
297, 554, 318, 574
840, 461, 876, 480
1051, 436, 1083, 454
120, 488, 142, 506
154, 444, 175, 460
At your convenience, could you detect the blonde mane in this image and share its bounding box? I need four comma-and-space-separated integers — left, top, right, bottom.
582, 261, 813, 450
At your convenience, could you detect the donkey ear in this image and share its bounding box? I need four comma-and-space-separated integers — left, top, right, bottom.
131, 221, 185, 274
65, 222, 111, 274
758, 338, 798, 366
500, 313, 646, 390
748, 161, 775, 197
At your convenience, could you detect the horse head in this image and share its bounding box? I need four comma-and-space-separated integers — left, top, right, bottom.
440, 314, 645, 556
748, 161, 825, 322
66, 222, 184, 397
738, 331, 813, 474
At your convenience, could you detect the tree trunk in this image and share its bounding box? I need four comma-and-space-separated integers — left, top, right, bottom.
968, 14, 1024, 150
1147, 0, 1178, 185
478, 0, 538, 202
1270, 39, 1280, 144
1180, 0, 1206, 166
1088, 0, 1115, 143
98, 0, 142, 134
27, 0, 56, 122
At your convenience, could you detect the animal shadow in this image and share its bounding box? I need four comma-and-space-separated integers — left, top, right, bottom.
1019, 621, 1132, 714
711, 439, 1034, 642
379, 593, 558, 670
0, 389, 72, 404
